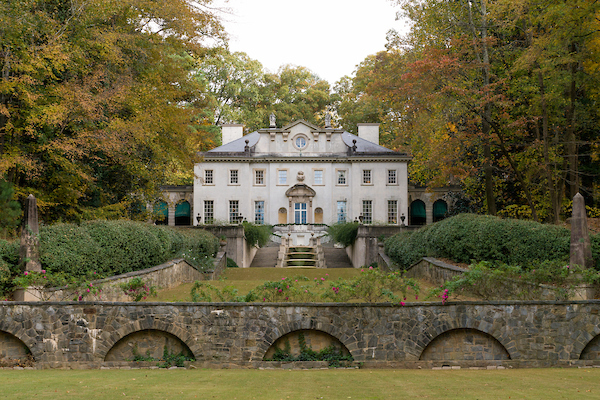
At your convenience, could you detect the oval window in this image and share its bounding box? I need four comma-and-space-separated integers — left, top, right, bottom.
295, 136, 307, 149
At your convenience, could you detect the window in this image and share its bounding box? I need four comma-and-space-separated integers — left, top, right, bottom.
204, 200, 214, 224
314, 170, 323, 185
230, 170, 238, 184
204, 170, 213, 185
255, 170, 264, 185
388, 200, 398, 224
387, 170, 397, 185
337, 201, 347, 223
229, 200, 239, 223
336, 170, 347, 185
362, 200, 372, 224
294, 202, 307, 224
295, 136, 307, 149
362, 169, 372, 184
278, 169, 287, 185
255, 201, 265, 224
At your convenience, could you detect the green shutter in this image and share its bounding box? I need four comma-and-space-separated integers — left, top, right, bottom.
175, 201, 190, 218
411, 201, 426, 218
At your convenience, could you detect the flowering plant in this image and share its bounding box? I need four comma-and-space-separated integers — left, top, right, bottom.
120, 277, 157, 301
12, 270, 103, 301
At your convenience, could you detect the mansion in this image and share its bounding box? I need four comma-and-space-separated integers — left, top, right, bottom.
156, 118, 452, 227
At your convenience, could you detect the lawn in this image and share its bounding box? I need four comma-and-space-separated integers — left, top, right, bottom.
1, 368, 599, 399
150, 267, 474, 303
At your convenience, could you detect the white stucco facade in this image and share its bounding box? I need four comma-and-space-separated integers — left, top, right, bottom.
193, 120, 411, 226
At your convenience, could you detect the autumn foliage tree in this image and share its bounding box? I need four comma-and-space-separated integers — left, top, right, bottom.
0, 0, 224, 222
335, 0, 600, 222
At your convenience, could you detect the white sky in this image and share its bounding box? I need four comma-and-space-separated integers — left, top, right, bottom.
212, 0, 409, 85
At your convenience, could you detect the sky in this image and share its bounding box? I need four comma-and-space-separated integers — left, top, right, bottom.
212, 0, 409, 85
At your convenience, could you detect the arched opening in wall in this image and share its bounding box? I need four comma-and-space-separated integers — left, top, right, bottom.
409, 200, 427, 226
0, 330, 34, 366
154, 201, 169, 225
175, 200, 191, 226
433, 200, 448, 223
104, 329, 194, 362
263, 329, 352, 362
580, 334, 600, 360
419, 329, 510, 362
314, 207, 323, 224
278, 207, 287, 224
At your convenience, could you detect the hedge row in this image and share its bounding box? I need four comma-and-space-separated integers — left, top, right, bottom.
384, 214, 598, 270
0, 220, 219, 278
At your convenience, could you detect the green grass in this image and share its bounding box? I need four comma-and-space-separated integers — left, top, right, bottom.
152, 268, 364, 302
1, 368, 600, 399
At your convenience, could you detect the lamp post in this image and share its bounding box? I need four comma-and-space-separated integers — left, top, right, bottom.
400, 213, 406, 227
196, 213, 201, 225
358, 214, 364, 224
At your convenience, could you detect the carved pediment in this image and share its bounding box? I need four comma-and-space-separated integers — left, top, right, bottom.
285, 184, 316, 198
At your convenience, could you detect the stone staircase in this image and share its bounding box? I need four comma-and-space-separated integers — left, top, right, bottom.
323, 247, 353, 269
250, 245, 279, 268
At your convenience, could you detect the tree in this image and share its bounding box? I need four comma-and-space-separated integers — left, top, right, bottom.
0, 0, 225, 221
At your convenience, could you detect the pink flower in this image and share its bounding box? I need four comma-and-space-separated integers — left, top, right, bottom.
325, 273, 329, 276
286, 285, 289, 289
24, 272, 28, 276
89, 283, 93, 287
400, 302, 405, 306
361, 269, 364, 272
285, 297, 289, 300
41, 270, 46, 274
278, 289, 283, 293
321, 277, 325, 281
87, 289, 90, 293
93, 272, 96, 275
369, 266, 373, 270
295, 279, 298, 282
415, 295, 418, 300
263, 298, 266, 301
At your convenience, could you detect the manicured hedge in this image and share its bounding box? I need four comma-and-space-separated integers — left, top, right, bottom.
1, 220, 219, 277
385, 214, 576, 269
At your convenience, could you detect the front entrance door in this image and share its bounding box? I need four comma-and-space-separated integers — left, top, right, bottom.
294, 203, 307, 224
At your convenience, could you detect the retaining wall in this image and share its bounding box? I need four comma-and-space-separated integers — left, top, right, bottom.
2, 301, 600, 369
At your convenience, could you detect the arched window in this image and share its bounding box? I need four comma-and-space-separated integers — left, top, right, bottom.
409, 200, 426, 226
175, 201, 191, 226
154, 201, 168, 225
278, 207, 287, 224
314, 207, 323, 224
433, 200, 448, 222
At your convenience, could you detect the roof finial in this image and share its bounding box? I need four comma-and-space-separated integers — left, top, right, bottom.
269, 113, 276, 128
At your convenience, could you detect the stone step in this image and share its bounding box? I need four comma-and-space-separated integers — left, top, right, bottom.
250, 247, 279, 268
323, 247, 353, 269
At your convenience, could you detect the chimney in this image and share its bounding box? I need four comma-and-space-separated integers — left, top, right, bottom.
357, 123, 379, 145
221, 124, 244, 145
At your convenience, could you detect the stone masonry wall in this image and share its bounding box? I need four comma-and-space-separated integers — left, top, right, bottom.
2, 301, 600, 369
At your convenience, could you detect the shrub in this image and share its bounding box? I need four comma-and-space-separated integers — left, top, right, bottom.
242, 222, 272, 247
39, 220, 218, 277
120, 277, 157, 301
386, 214, 571, 269
327, 222, 359, 247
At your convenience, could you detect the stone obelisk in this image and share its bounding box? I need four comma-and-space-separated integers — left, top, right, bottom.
19, 194, 41, 272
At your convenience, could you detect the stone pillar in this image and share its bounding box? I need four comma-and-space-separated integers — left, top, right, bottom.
19, 194, 41, 272
168, 204, 175, 226
570, 193, 593, 269
570, 193, 595, 300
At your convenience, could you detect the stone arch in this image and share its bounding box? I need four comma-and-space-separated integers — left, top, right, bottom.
95, 320, 201, 361
154, 201, 169, 225
0, 320, 40, 361
104, 329, 194, 362
263, 329, 351, 360
433, 199, 448, 222
409, 200, 426, 226
419, 328, 510, 361
256, 319, 358, 361
0, 329, 35, 362
578, 331, 600, 360
174, 200, 191, 226
411, 317, 515, 361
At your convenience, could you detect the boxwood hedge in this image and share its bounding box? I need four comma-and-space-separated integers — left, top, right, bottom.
0, 221, 219, 278
385, 214, 588, 270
